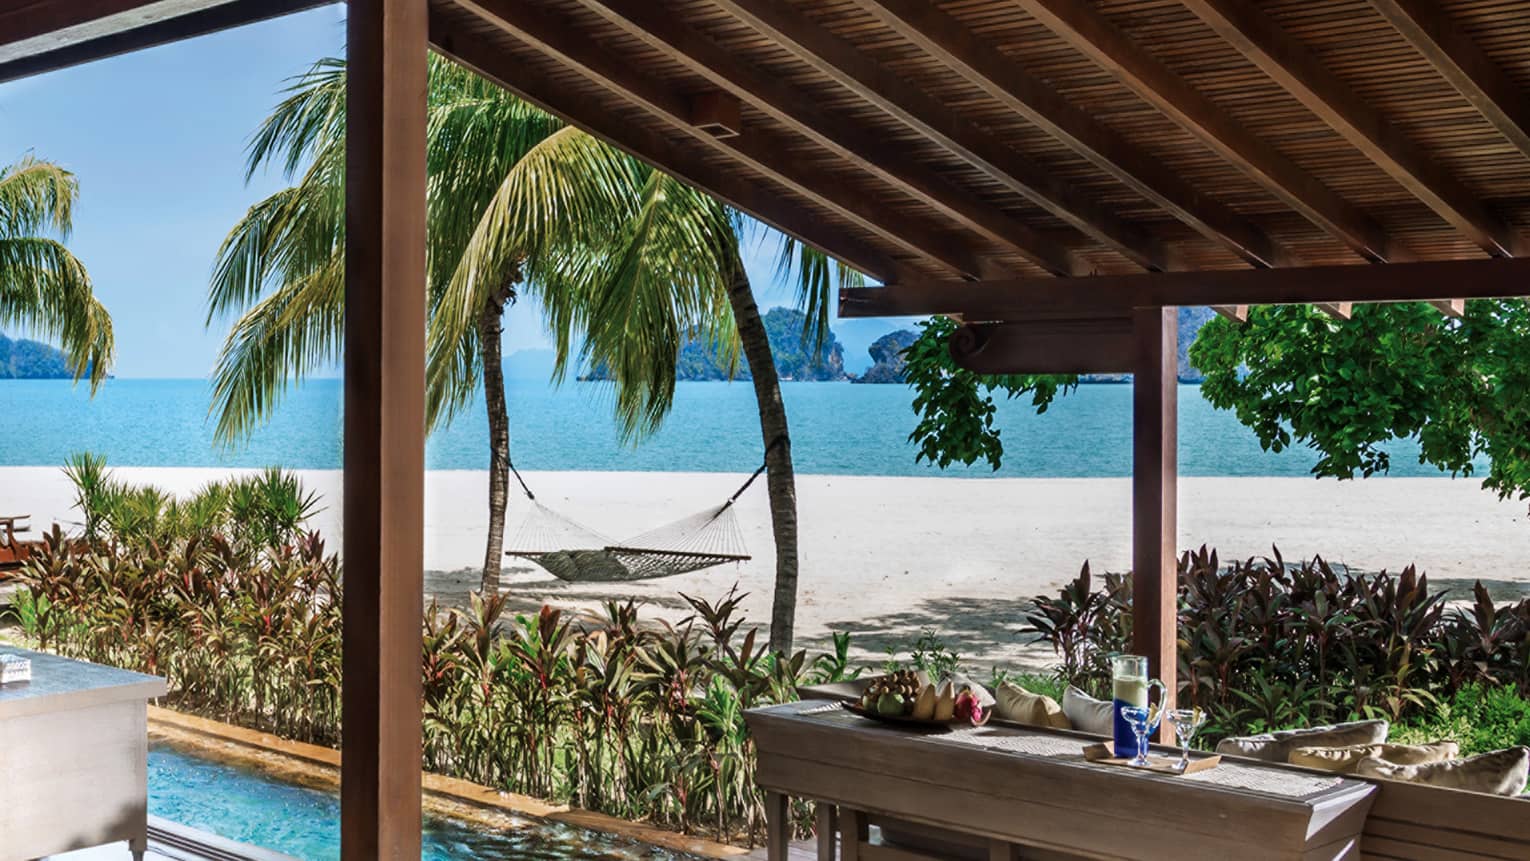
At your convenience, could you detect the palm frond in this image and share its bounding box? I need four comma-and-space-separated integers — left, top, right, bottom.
0, 236, 113, 388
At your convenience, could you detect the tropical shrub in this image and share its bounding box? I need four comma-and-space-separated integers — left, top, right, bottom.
1027, 546, 1530, 750
8, 457, 862, 844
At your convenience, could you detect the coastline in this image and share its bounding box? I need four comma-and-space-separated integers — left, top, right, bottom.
4, 466, 1526, 669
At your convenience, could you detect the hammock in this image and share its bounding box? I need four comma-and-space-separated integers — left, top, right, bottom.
504, 438, 781, 583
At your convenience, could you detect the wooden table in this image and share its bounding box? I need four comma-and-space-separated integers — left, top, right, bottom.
0, 647, 167, 861
747, 700, 1377, 861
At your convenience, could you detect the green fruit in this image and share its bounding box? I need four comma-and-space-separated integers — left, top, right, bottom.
877, 692, 905, 716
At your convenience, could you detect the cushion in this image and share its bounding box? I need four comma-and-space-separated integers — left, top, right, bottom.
1062, 685, 1114, 736
1355, 747, 1530, 797
995, 682, 1071, 729
1215, 719, 1389, 762
938, 672, 994, 708
1288, 741, 1459, 774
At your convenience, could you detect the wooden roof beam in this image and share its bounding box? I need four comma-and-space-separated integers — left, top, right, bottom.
1181, 0, 1524, 259
429, 13, 913, 284
748, 0, 1292, 271
0, 0, 332, 85
838, 257, 1529, 319
451, 0, 1002, 281
1015, 0, 1397, 264
1368, 0, 1530, 162
573, 0, 1097, 275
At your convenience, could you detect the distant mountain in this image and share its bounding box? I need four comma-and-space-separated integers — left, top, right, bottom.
0, 333, 73, 379
853, 328, 918, 384
585, 307, 849, 382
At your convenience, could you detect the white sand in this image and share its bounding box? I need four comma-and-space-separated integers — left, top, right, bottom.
4, 466, 1527, 669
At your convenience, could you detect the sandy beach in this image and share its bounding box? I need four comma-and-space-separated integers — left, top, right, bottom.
4, 466, 1527, 670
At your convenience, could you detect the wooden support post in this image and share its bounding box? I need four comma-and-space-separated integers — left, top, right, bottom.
816, 802, 838, 860
1132, 308, 1178, 731
341, 1, 428, 859
841, 808, 868, 861
766, 791, 790, 861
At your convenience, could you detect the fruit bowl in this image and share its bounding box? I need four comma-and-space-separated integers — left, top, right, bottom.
840, 700, 988, 731
845, 669, 992, 730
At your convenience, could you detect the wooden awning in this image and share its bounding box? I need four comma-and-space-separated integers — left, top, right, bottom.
10, 0, 1530, 316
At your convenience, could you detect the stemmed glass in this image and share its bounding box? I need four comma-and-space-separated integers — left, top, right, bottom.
1166, 707, 1208, 772
1120, 705, 1152, 767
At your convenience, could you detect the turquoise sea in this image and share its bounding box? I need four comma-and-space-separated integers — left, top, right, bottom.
0, 378, 1462, 478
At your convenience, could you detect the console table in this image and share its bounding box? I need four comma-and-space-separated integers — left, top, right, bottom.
0, 647, 167, 861
747, 699, 1377, 861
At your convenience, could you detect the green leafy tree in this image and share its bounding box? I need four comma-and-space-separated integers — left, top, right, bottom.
1192, 301, 1530, 499
903, 316, 1075, 470
905, 302, 1530, 504
210, 57, 858, 648
0, 157, 113, 386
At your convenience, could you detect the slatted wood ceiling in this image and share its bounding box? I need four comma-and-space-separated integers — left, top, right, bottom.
428, 0, 1530, 286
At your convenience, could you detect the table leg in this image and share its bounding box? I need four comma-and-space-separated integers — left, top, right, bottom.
815, 803, 837, 860
840, 808, 867, 861
766, 791, 789, 861
989, 839, 1020, 861
129, 834, 148, 861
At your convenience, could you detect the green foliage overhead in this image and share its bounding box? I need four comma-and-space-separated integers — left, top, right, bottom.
207, 57, 739, 443
1191, 301, 1530, 499
0, 157, 113, 387
904, 316, 1077, 469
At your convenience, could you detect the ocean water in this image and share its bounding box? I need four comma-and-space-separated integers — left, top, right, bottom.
0, 377, 1463, 477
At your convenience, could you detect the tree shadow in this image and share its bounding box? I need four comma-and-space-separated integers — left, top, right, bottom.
811, 595, 1056, 674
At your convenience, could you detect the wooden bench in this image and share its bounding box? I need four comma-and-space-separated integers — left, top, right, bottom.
0, 515, 32, 571
1359, 778, 1530, 860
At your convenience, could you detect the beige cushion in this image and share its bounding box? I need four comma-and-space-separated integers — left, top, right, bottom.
995, 682, 1071, 729
1356, 747, 1530, 797
1215, 719, 1389, 762
1289, 741, 1459, 774
1061, 685, 1113, 736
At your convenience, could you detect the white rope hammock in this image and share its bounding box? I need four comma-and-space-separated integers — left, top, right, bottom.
504, 438, 780, 583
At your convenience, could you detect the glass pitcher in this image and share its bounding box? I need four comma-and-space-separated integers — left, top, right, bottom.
1111, 654, 1168, 758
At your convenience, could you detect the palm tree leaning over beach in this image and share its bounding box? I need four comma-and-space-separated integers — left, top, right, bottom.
0, 157, 114, 385
209, 57, 856, 650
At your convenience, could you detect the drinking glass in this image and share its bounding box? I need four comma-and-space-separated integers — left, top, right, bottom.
1120, 705, 1152, 767
1166, 707, 1208, 772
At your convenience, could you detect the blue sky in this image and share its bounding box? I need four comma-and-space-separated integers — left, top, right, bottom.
0, 6, 905, 378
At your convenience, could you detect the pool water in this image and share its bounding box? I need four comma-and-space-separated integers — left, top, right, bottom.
147, 743, 696, 860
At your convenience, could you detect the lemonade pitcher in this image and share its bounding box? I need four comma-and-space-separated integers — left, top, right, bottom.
1111, 654, 1167, 758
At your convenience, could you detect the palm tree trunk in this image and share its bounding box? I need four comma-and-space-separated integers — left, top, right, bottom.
479, 282, 516, 593
725, 248, 800, 652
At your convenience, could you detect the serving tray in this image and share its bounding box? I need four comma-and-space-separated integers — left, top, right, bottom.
1082, 741, 1222, 775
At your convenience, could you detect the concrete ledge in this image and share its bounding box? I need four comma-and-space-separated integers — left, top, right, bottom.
147, 706, 750, 858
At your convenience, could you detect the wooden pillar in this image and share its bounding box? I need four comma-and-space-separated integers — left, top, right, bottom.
1131, 307, 1178, 718
341, 1, 428, 859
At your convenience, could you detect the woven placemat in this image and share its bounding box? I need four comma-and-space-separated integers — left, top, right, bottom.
804, 704, 1343, 799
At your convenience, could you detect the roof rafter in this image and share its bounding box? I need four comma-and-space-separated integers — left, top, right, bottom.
839, 258, 1522, 319
572, 0, 1099, 275
723, 0, 1290, 271
1181, 0, 1524, 259
1015, 0, 1398, 264
452, 0, 1007, 281
1368, 0, 1530, 162
428, 12, 913, 284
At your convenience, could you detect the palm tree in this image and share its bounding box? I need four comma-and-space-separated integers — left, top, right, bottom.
210, 57, 857, 650
0, 157, 113, 385
207, 58, 735, 593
